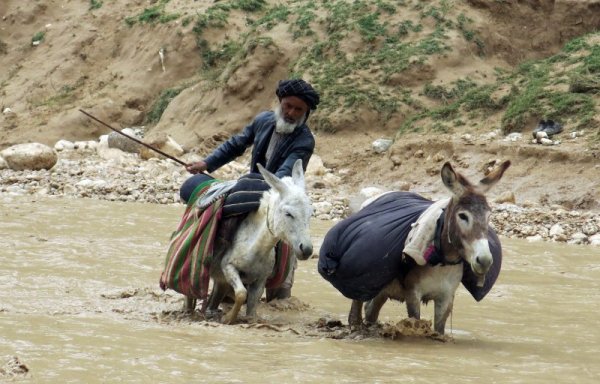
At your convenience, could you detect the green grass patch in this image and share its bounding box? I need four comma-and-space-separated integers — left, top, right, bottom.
546, 92, 595, 125
89, 0, 102, 10
405, 81, 518, 132
431, 121, 451, 133
397, 20, 421, 37
500, 61, 550, 132
401, 33, 598, 137
376, 0, 397, 14
193, 5, 230, 36
457, 13, 485, 56
500, 42, 596, 133
322, 0, 354, 34
291, 5, 317, 39
125, 0, 179, 26
310, 115, 337, 133
562, 36, 589, 53
199, 35, 274, 82
253, 4, 290, 29
32, 31, 45, 44
182, 16, 193, 27
424, 79, 477, 102
146, 87, 186, 124
582, 45, 600, 73
569, 73, 600, 94
357, 13, 388, 42
32, 84, 79, 108
462, 85, 503, 111
397, 113, 425, 135
233, 0, 267, 12
198, 39, 242, 69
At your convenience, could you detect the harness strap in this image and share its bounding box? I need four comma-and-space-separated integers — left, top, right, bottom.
265, 202, 276, 237
429, 209, 463, 266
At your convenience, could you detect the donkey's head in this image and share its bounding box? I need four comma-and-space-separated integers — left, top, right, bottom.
441, 160, 510, 278
258, 160, 314, 260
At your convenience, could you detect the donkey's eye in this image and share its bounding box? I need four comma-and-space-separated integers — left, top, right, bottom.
458, 213, 469, 222
285, 212, 294, 219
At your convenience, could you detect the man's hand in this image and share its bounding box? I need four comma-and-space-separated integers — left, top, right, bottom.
186, 160, 208, 174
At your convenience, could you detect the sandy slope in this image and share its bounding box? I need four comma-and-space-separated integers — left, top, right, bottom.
0, 0, 598, 210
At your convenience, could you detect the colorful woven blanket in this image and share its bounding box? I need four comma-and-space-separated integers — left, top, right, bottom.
159, 179, 222, 304
159, 180, 291, 309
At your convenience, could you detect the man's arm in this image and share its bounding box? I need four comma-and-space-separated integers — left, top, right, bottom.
275, 133, 315, 178
187, 119, 258, 174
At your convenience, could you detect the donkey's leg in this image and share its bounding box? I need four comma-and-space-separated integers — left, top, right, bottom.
433, 294, 454, 335
364, 293, 389, 324
206, 282, 228, 313
245, 278, 267, 321
348, 300, 364, 330
405, 292, 421, 320
221, 264, 247, 325
183, 296, 196, 313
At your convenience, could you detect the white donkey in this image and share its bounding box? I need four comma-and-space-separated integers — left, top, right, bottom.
195, 159, 313, 324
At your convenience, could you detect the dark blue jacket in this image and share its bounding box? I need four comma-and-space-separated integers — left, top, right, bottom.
204, 111, 315, 178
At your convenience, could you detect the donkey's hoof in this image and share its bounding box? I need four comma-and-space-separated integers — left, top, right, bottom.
221, 316, 236, 325
240, 314, 261, 324
205, 308, 222, 321
221, 311, 238, 325
348, 322, 365, 332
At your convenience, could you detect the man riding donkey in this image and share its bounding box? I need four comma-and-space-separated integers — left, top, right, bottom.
175, 78, 320, 302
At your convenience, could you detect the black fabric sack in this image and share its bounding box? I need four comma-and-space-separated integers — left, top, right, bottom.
318, 192, 501, 302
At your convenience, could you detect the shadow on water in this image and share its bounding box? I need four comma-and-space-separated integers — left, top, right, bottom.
1, 196, 599, 383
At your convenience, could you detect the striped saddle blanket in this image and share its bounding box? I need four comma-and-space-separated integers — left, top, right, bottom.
159, 179, 291, 308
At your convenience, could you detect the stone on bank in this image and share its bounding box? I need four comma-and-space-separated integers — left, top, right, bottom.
0, 143, 58, 171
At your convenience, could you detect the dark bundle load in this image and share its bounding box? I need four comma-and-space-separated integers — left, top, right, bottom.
318, 192, 502, 302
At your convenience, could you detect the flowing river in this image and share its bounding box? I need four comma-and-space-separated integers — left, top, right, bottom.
1, 196, 599, 383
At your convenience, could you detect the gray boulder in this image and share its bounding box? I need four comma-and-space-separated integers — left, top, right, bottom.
107, 128, 142, 154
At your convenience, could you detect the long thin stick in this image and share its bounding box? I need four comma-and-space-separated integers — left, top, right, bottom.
79, 109, 189, 167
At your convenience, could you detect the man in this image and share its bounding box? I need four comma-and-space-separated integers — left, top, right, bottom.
184, 78, 319, 177
182, 78, 320, 301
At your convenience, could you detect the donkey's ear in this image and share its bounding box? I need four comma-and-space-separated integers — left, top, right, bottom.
258, 163, 287, 195
291, 159, 305, 189
478, 160, 511, 193
441, 162, 468, 197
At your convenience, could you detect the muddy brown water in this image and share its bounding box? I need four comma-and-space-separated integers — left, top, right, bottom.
1, 196, 599, 383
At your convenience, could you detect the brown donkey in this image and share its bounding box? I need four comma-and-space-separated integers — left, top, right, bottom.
348, 160, 511, 334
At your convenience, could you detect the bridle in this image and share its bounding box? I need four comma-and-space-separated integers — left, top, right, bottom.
432, 209, 463, 266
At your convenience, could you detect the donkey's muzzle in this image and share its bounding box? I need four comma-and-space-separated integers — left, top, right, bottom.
475, 254, 493, 273
298, 243, 313, 260
471, 239, 493, 276
472, 253, 493, 277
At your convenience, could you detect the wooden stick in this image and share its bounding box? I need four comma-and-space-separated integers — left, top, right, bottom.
79, 109, 189, 167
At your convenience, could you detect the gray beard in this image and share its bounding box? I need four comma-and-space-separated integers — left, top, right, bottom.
274, 105, 304, 134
